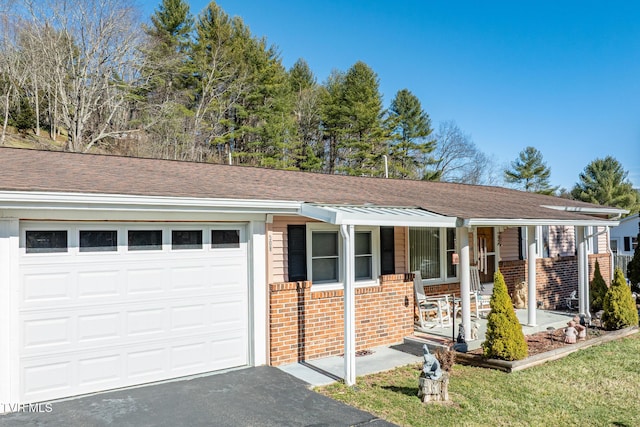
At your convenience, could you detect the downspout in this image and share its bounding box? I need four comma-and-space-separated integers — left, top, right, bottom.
340, 224, 356, 386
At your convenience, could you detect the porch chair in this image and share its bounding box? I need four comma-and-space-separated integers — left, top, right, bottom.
413, 270, 452, 329
470, 266, 491, 318
566, 290, 579, 310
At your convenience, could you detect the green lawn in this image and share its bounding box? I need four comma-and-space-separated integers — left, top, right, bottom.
317, 333, 640, 427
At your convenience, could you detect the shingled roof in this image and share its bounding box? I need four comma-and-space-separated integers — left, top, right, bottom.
0, 147, 620, 222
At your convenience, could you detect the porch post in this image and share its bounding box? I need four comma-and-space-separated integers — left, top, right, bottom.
458, 227, 471, 339
576, 226, 587, 315
527, 226, 537, 326
340, 224, 356, 386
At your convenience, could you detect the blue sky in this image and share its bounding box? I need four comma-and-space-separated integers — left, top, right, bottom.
143, 0, 639, 190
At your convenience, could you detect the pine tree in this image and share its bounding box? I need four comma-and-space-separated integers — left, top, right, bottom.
336, 61, 387, 176
387, 89, 436, 179
602, 268, 639, 330
589, 260, 608, 312
571, 157, 640, 214
482, 270, 528, 361
504, 146, 558, 195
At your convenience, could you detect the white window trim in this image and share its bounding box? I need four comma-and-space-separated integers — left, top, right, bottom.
410, 227, 458, 285
306, 224, 380, 290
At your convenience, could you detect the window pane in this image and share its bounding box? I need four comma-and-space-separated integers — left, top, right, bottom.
446, 228, 456, 278
355, 256, 372, 280
409, 227, 440, 279
80, 230, 117, 252
26, 230, 67, 253
312, 258, 338, 283
128, 230, 162, 251
211, 230, 240, 248
312, 231, 338, 257
355, 231, 371, 255
172, 230, 203, 250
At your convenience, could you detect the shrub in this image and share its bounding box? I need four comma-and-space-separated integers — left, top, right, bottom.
434, 347, 456, 372
602, 268, 639, 330
482, 270, 528, 361
590, 260, 608, 312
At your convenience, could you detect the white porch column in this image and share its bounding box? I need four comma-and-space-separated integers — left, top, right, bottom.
340, 224, 356, 386
0, 219, 19, 409
527, 226, 537, 326
250, 220, 268, 366
576, 226, 587, 315
458, 227, 471, 340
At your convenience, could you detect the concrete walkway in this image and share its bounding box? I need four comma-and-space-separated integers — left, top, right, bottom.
0, 366, 395, 427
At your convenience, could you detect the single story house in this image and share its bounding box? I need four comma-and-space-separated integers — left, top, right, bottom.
610, 213, 639, 256
0, 147, 625, 406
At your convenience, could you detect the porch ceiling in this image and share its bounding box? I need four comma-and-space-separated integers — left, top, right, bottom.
299, 204, 458, 227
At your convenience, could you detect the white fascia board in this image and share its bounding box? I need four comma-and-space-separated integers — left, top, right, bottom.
464, 218, 621, 227
542, 205, 629, 216
0, 191, 302, 215
299, 204, 458, 227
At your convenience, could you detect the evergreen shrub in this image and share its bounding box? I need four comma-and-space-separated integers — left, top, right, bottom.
590, 260, 608, 312
482, 270, 528, 361
602, 268, 639, 330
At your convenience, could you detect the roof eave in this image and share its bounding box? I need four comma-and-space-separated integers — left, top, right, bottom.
464, 218, 621, 227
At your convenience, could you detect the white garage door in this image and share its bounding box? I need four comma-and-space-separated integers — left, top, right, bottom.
18, 222, 249, 403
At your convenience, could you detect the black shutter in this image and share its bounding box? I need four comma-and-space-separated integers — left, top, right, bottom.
287, 225, 307, 282
380, 227, 395, 275
624, 236, 631, 252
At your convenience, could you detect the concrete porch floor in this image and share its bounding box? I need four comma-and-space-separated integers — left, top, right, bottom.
412, 309, 577, 351
279, 309, 577, 387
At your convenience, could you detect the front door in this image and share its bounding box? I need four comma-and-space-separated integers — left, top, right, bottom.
477, 227, 496, 283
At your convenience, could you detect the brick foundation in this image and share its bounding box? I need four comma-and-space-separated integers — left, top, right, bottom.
268, 274, 414, 366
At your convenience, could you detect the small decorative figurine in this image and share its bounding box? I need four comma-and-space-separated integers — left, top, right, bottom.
564, 320, 578, 344
471, 321, 480, 340
422, 344, 442, 380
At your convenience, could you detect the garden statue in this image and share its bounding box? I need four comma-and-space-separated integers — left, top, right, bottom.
422, 344, 442, 380
471, 321, 480, 340
573, 315, 586, 340
564, 320, 578, 344
453, 323, 468, 352
512, 281, 527, 309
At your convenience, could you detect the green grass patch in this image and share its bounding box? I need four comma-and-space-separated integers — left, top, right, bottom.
318, 334, 640, 426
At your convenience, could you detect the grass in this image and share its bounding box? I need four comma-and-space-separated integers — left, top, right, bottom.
317, 333, 640, 427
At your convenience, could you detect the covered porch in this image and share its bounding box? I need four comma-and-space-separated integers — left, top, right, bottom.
411, 308, 577, 352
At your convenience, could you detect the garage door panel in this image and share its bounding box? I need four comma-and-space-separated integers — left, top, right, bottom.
22, 271, 72, 303
126, 268, 167, 294
78, 312, 121, 342
19, 221, 250, 403
77, 270, 121, 298
23, 317, 72, 350
126, 308, 167, 336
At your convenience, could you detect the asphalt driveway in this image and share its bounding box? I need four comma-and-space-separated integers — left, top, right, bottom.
0, 366, 395, 426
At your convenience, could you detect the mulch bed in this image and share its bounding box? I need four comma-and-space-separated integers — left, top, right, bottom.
468, 327, 608, 357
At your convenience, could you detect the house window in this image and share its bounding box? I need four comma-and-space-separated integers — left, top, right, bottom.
172, 230, 203, 250
446, 228, 456, 278
25, 230, 67, 253
311, 230, 339, 283
610, 240, 618, 253
409, 227, 456, 282
80, 230, 117, 252
211, 230, 240, 248
128, 230, 162, 251
306, 225, 380, 286
355, 231, 372, 280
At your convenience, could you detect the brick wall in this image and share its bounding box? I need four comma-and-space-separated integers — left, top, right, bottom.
499, 253, 612, 310
268, 274, 414, 366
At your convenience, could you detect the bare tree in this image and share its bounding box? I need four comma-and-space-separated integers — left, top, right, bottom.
431, 120, 501, 185
20, 0, 144, 152
0, 12, 26, 145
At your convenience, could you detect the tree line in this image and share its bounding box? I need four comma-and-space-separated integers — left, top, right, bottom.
0, 0, 637, 213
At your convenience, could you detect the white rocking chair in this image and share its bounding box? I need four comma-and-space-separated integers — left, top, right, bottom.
413, 271, 452, 329
470, 266, 491, 318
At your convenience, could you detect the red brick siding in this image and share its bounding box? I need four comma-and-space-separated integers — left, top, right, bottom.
498, 253, 611, 309
268, 274, 414, 365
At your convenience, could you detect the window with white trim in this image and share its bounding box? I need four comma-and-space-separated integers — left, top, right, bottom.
306, 224, 379, 286
409, 227, 457, 282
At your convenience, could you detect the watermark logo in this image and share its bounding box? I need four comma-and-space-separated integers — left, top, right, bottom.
1, 403, 53, 413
